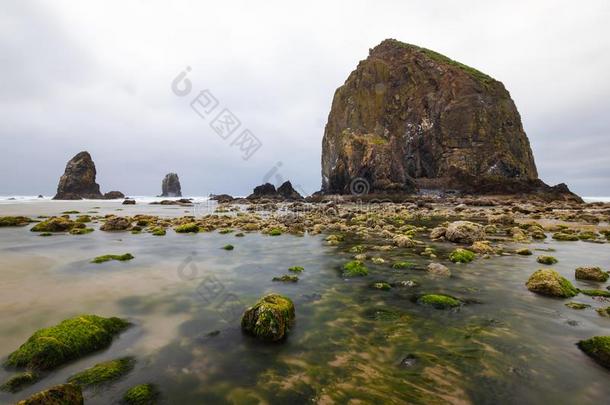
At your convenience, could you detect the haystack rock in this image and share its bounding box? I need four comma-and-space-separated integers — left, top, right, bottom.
161, 173, 182, 197
53, 152, 103, 200
321, 39, 576, 198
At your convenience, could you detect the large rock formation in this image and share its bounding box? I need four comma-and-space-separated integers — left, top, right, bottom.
321, 39, 545, 195
53, 152, 103, 200
161, 173, 182, 197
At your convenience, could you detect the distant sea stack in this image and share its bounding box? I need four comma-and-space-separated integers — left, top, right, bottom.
321, 39, 573, 197
53, 151, 104, 200
161, 173, 182, 197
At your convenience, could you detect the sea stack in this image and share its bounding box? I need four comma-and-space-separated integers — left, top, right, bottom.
53, 151, 103, 200
321, 39, 562, 196
161, 173, 182, 197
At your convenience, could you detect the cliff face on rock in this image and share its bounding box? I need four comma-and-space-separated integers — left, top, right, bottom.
53, 152, 103, 200
161, 173, 182, 197
321, 39, 539, 194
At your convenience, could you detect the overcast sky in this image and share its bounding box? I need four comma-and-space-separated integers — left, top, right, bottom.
1, 0, 609, 197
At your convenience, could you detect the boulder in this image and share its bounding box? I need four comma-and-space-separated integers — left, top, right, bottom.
53, 152, 103, 200
247, 183, 277, 200
575, 267, 609, 282
445, 221, 485, 244
104, 191, 125, 199
100, 216, 131, 231
241, 294, 295, 341
161, 173, 182, 197
122, 199, 136, 205
525, 269, 578, 298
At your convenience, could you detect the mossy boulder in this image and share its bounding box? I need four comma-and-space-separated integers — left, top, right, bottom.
537, 255, 558, 265
123, 383, 159, 405
0, 216, 32, 227
68, 357, 135, 387
418, 294, 461, 309
342, 260, 369, 277
241, 294, 295, 341
91, 253, 134, 263
575, 266, 609, 282
30, 217, 78, 232
449, 248, 475, 263
577, 336, 610, 369
16, 383, 83, 405
174, 223, 199, 233
5, 315, 130, 370
525, 269, 578, 298
0, 371, 39, 393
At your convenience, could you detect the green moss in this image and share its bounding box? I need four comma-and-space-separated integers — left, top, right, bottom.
580, 289, 610, 297
268, 228, 282, 236
565, 302, 590, 310
418, 294, 461, 309
5, 315, 129, 370
151, 227, 166, 236
392, 261, 415, 269
70, 227, 94, 235
123, 383, 159, 405
68, 357, 135, 387
272, 274, 299, 282
222, 244, 234, 250
342, 260, 369, 277
371, 282, 391, 291
241, 294, 295, 341
578, 336, 610, 369
525, 269, 578, 298
31, 217, 77, 232
0, 371, 39, 393
516, 248, 532, 256
537, 255, 558, 265
449, 248, 475, 263
174, 223, 199, 233
0, 216, 32, 227
91, 253, 134, 263
552, 232, 579, 241
15, 383, 83, 405
288, 266, 304, 273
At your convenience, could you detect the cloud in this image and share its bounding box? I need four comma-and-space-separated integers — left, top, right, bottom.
0, 0, 608, 196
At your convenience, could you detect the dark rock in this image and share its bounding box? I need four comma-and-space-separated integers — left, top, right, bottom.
209, 194, 234, 203
103, 191, 125, 199
399, 354, 418, 368
53, 152, 103, 200
161, 173, 182, 197
277, 181, 304, 200
247, 183, 277, 200
37, 195, 43, 198
122, 199, 136, 205
320, 39, 579, 200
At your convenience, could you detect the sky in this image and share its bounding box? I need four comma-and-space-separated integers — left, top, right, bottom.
1, 0, 609, 197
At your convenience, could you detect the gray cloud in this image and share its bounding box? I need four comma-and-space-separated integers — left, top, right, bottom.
0, 0, 608, 197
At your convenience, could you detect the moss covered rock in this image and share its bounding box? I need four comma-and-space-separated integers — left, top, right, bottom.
418, 294, 461, 309
241, 294, 295, 341
68, 357, 135, 387
91, 253, 134, 263
580, 289, 610, 297
272, 274, 299, 282
174, 223, 199, 233
70, 227, 94, 235
151, 227, 166, 236
552, 232, 579, 241
449, 248, 475, 263
342, 260, 369, 277
5, 315, 130, 370
575, 266, 609, 282
222, 244, 234, 250
525, 269, 578, 298
288, 266, 304, 273
100, 217, 131, 231
0, 216, 32, 227
565, 302, 590, 310
577, 336, 610, 369
516, 248, 533, 256
123, 383, 159, 405
30, 217, 78, 232
537, 255, 558, 265
0, 371, 39, 393
16, 383, 83, 405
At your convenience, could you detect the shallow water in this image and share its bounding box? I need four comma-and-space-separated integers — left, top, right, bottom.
1, 202, 610, 404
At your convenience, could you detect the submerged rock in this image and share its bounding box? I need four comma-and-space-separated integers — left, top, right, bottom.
525, 269, 578, 298
342, 260, 369, 277
53, 151, 103, 200
68, 357, 135, 387
575, 266, 609, 282
449, 248, 475, 263
123, 383, 160, 405
5, 315, 129, 370
16, 383, 83, 405
578, 336, 610, 369
426, 263, 451, 277
161, 173, 182, 197
241, 294, 295, 341
417, 294, 461, 309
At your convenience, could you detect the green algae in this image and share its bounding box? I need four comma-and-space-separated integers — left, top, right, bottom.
580, 289, 610, 297
123, 383, 159, 405
5, 315, 130, 370
68, 357, 135, 387
578, 336, 610, 369
174, 223, 199, 233
288, 266, 304, 273
342, 260, 369, 277
417, 294, 461, 309
449, 248, 475, 263
0, 371, 39, 393
91, 253, 134, 263
268, 228, 282, 236
241, 294, 295, 341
